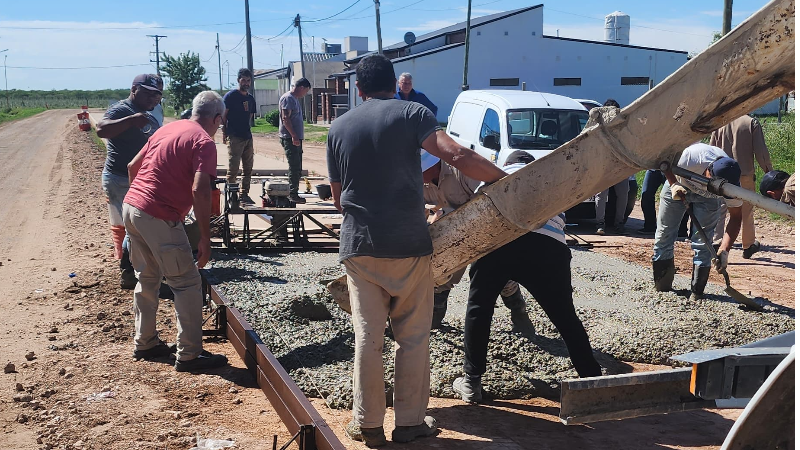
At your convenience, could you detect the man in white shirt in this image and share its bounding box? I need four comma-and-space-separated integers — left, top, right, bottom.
652, 143, 743, 301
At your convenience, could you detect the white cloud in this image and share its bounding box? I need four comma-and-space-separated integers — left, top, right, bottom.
0, 20, 298, 90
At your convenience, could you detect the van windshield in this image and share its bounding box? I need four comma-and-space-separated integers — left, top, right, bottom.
506, 109, 589, 150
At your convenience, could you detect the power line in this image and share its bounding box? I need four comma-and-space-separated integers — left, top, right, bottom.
302, 0, 362, 23
411, 0, 501, 12
253, 21, 294, 41
0, 18, 294, 31
6, 63, 151, 70
222, 35, 246, 53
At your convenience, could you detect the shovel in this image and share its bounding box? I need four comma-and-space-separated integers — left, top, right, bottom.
683, 201, 763, 312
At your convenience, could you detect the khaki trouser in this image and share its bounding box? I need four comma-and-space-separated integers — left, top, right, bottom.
122, 203, 204, 361
714, 175, 756, 248
343, 255, 433, 428
227, 136, 254, 194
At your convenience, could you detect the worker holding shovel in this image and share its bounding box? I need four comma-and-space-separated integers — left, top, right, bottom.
652, 143, 744, 301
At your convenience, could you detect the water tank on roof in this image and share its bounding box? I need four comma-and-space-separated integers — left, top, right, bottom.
604, 11, 630, 45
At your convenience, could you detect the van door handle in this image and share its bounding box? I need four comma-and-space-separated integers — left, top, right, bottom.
450, 131, 460, 137
470, 144, 475, 150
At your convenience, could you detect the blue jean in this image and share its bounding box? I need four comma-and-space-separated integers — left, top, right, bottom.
653, 183, 722, 267
640, 169, 665, 230
102, 170, 131, 257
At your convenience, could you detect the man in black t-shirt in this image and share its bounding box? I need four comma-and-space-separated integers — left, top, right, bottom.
222, 68, 257, 203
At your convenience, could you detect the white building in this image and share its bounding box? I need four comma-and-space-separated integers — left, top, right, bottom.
339, 4, 689, 122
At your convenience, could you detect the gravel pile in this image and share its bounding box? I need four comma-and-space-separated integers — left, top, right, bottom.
207, 249, 794, 408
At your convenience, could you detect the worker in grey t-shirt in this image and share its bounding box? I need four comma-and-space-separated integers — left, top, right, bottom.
96, 74, 162, 290
278, 77, 311, 203
326, 54, 506, 447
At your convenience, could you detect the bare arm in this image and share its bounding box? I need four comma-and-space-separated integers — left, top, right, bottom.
221, 108, 230, 142
127, 148, 147, 184
192, 172, 213, 268
280, 108, 300, 145
331, 182, 342, 213
720, 205, 742, 252
421, 130, 506, 183
97, 113, 149, 139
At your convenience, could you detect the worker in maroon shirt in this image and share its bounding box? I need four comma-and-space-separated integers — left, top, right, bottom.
122, 90, 228, 373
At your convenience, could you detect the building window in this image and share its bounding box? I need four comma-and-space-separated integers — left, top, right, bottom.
490, 78, 520, 87
554, 78, 581, 86
621, 77, 650, 86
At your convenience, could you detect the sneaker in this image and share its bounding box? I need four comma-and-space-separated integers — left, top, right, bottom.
133, 340, 176, 360
595, 227, 605, 236
452, 376, 482, 403
289, 194, 307, 204
174, 350, 228, 372
120, 268, 137, 290
345, 421, 387, 448
391, 416, 438, 443
613, 225, 627, 235
742, 241, 761, 259
637, 227, 656, 235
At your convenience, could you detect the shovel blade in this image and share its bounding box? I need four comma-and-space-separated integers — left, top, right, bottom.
724, 286, 764, 312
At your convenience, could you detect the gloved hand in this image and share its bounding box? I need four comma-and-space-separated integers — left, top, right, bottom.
671, 184, 687, 200
714, 249, 729, 273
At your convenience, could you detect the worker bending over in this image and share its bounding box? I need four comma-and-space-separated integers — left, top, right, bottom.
760, 170, 794, 206
652, 143, 744, 301
451, 151, 602, 404
326, 54, 505, 447
123, 91, 228, 373
421, 151, 533, 332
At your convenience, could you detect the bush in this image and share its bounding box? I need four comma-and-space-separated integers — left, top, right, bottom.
265, 109, 280, 127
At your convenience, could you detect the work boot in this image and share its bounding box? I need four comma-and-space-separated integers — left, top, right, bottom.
501, 290, 535, 334
452, 375, 483, 403
689, 265, 711, 301
742, 241, 761, 259
596, 222, 606, 235
132, 340, 176, 360
289, 193, 306, 204
431, 290, 450, 329
391, 416, 438, 443
652, 258, 675, 292
345, 421, 387, 448
174, 350, 228, 372
120, 247, 137, 290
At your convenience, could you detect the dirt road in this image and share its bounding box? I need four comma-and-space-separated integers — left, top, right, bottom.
0, 112, 791, 449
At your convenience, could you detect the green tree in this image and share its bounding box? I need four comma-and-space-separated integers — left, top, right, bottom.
161, 51, 209, 111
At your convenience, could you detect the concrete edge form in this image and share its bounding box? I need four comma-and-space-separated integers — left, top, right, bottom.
208, 285, 347, 450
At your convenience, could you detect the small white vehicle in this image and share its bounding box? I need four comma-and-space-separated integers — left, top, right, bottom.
573, 98, 603, 111
445, 90, 594, 218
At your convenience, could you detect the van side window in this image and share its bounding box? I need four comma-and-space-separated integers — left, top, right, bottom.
479, 108, 500, 145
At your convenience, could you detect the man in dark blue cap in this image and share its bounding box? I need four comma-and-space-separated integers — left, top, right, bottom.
760, 170, 794, 206
652, 143, 744, 301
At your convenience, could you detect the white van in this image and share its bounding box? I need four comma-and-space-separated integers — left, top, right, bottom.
445, 90, 594, 218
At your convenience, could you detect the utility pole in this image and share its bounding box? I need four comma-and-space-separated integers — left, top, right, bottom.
244, 0, 254, 95
216, 33, 223, 93
374, 0, 383, 54
722, 0, 733, 34
294, 14, 306, 78
461, 0, 472, 91
147, 35, 167, 75
312, 36, 316, 88
281, 44, 284, 67
1, 50, 8, 108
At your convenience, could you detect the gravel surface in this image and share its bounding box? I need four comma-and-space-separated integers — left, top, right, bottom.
207, 248, 794, 409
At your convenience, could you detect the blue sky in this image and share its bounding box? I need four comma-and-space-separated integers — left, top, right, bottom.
0, 0, 769, 90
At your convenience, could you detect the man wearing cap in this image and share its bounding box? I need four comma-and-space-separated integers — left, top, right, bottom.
760, 170, 794, 206
97, 74, 163, 289
451, 151, 602, 404
652, 143, 744, 301
710, 115, 773, 259
420, 151, 532, 332
279, 77, 312, 204
222, 68, 257, 204
395, 73, 438, 118
327, 54, 505, 447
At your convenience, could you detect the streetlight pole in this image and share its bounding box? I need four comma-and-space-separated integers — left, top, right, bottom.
0, 50, 8, 108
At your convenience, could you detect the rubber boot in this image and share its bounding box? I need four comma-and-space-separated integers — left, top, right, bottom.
689, 265, 711, 301
119, 246, 137, 290
431, 290, 450, 330
501, 289, 535, 334
652, 258, 675, 292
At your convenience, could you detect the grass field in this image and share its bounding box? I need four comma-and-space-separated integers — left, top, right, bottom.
0, 107, 46, 126
251, 118, 328, 143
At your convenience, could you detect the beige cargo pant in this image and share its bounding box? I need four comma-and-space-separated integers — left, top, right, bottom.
714, 175, 756, 248
227, 136, 254, 194
343, 255, 433, 429
122, 203, 204, 361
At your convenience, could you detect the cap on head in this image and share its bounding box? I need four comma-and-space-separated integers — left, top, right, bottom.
132, 74, 162, 94
420, 149, 440, 172
760, 170, 790, 196
709, 157, 741, 186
